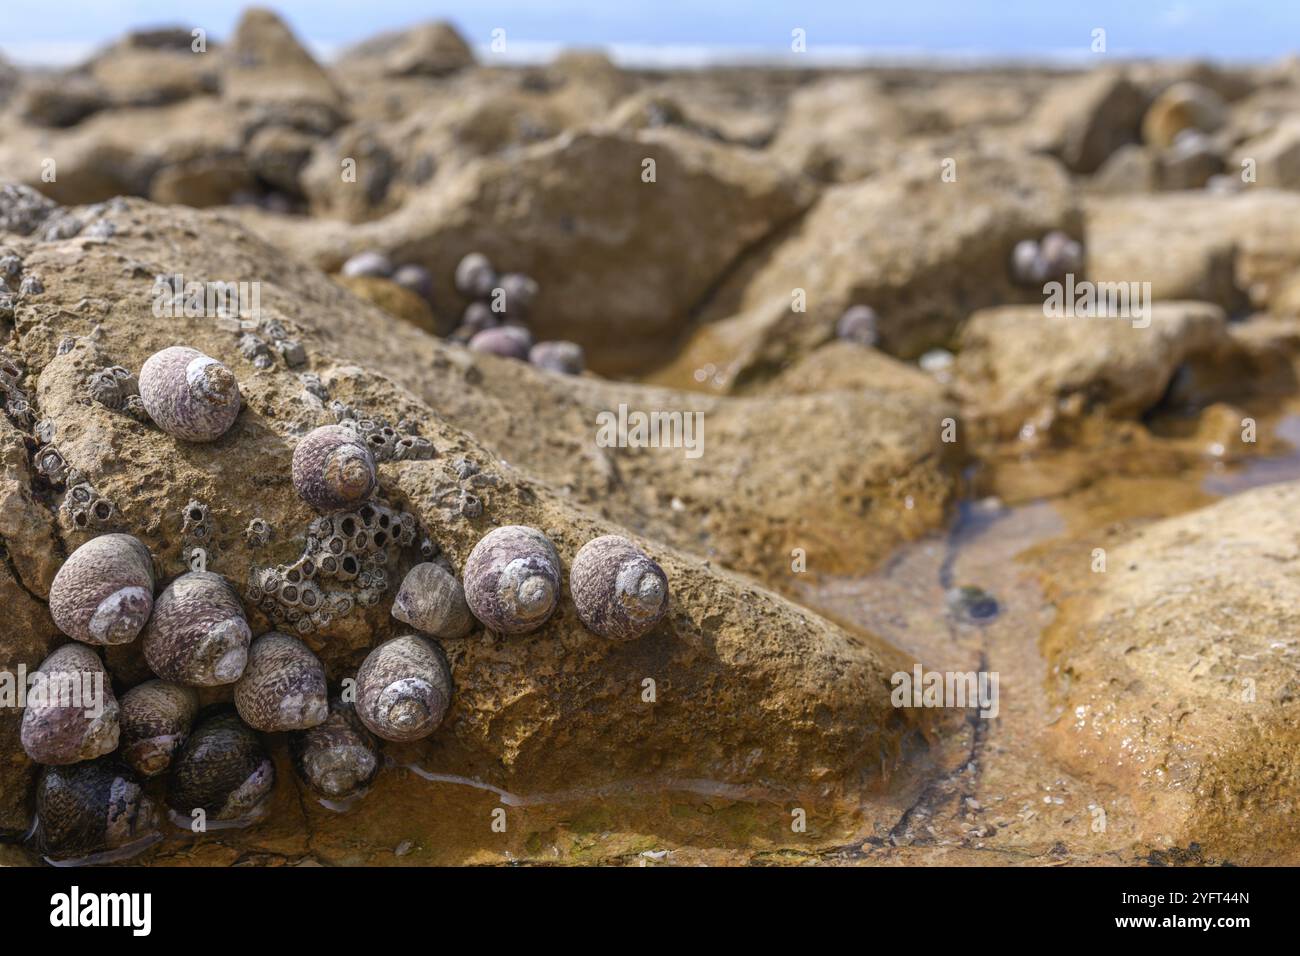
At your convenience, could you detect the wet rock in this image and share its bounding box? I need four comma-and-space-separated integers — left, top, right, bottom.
945, 586, 999, 623
1043, 480, 1300, 860
334, 275, 444, 336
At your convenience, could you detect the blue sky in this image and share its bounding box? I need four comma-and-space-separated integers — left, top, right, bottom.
0, 1, 1295, 65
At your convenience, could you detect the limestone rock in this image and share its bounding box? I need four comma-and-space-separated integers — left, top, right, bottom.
955, 301, 1230, 438
1042, 481, 1300, 861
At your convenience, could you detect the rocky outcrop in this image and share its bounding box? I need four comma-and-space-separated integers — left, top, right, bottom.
1042, 481, 1300, 862
648, 150, 1078, 392
0, 192, 944, 857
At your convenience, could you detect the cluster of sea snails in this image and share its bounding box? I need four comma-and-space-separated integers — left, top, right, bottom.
451, 251, 586, 375
340, 250, 437, 308
1010, 230, 1085, 286
20, 336, 672, 864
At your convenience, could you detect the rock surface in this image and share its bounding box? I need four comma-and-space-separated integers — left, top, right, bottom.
1042, 481, 1300, 861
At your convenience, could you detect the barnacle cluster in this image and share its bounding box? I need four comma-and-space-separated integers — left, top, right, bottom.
60, 475, 118, 531
246, 499, 419, 635
244, 517, 272, 547
0, 349, 34, 428
86, 364, 148, 420
329, 400, 435, 463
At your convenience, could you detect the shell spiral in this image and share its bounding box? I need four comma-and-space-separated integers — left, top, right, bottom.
355, 634, 452, 742
35, 758, 159, 863
142, 571, 252, 686
119, 680, 199, 778
167, 709, 275, 822
138, 346, 241, 442
20, 643, 121, 765
569, 535, 669, 641
392, 562, 475, 639
234, 632, 329, 732
291, 695, 380, 800
462, 525, 562, 634
292, 425, 378, 511
49, 533, 154, 646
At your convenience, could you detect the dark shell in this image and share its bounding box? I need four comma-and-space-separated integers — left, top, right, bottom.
836, 305, 879, 348
20, 643, 120, 764
48, 533, 154, 645
142, 571, 252, 686
454, 251, 496, 299
496, 272, 539, 313
392, 562, 474, 639
569, 535, 669, 641
34, 758, 159, 863
291, 695, 380, 800
355, 634, 452, 742
392, 263, 434, 301
528, 340, 585, 375
463, 525, 562, 634
138, 346, 241, 442
167, 710, 275, 822
120, 680, 199, 778
292, 424, 378, 511
234, 632, 329, 732
468, 325, 531, 361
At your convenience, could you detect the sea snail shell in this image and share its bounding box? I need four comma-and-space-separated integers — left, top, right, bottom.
291, 695, 380, 800
355, 634, 452, 742
138, 346, 241, 442
392, 562, 474, 639
569, 535, 669, 641
167, 709, 275, 823
20, 643, 120, 765
292, 424, 378, 512
34, 758, 159, 864
49, 533, 154, 646
119, 680, 199, 778
463, 525, 562, 635
234, 632, 329, 732
143, 571, 252, 686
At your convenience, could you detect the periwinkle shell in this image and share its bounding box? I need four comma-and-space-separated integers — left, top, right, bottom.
528, 340, 585, 375
292, 424, 378, 512
138, 346, 241, 442
119, 679, 199, 778
48, 533, 154, 646
291, 695, 380, 801
355, 634, 452, 742
20, 643, 120, 765
468, 325, 531, 361
463, 525, 562, 635
234, 632, 329, 732
392, 562, 474, 639
569, 535, 669, 641
34, 758, 160, 864
142, 571, 252, 686
167, 710, 275, 824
